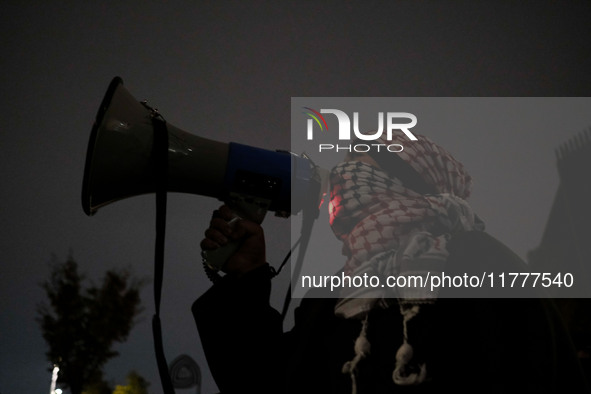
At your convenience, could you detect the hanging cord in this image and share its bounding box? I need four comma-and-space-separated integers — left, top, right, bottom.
275, 236, 301, 276
147, 104, 175, 394
202, 259, 222, 284
281, 178, 321, 321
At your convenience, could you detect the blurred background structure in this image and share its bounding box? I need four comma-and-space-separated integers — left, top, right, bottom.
529, 129, 591, 380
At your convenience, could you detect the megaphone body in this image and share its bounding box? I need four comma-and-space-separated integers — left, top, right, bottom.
82, 77, 329, 393
82, 77, 326, 267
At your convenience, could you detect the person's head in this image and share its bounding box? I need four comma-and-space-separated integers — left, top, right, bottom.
328, 134, 475, 264
335, 134, 472, 199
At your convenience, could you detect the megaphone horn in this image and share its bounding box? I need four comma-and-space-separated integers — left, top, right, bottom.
82, 77, 321, 219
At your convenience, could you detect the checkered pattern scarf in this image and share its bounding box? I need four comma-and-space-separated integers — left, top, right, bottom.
328, 135, 484, 389
330, 135, 476, 275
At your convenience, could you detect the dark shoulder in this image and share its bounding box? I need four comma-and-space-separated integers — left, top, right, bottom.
447, 230, 527, 273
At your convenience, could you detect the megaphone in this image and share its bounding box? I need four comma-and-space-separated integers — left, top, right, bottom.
82, 77, 327, 267
82, 77, 329, 394
82, 77, 326, 215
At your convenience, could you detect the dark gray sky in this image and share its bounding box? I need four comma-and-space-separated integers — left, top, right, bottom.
1, 2, 590, 393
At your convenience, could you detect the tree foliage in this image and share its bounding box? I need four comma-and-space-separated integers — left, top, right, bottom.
37, 255, 144, 394
112, 371, 150, 394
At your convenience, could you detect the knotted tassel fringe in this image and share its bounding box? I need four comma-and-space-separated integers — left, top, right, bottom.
392, 304, 427, 385
342, 315, 371, 394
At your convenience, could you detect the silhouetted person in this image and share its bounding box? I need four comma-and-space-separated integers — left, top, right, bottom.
194, 134, 589, 393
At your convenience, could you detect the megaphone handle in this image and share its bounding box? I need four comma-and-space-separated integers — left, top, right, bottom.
202, 216, 243, 271
202, 199, 268, 272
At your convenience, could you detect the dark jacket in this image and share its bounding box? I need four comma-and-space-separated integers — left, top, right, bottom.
193, 231, 589, 393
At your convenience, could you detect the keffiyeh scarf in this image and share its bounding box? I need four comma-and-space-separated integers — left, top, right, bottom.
328, 135, 484, 391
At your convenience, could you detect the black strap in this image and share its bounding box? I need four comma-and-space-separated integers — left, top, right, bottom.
151, 115, 175, 394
